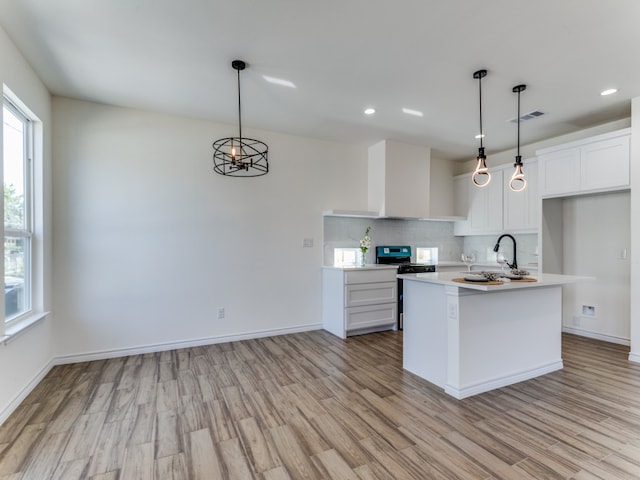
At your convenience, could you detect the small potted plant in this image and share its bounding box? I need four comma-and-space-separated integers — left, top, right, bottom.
359, 226, 371, 266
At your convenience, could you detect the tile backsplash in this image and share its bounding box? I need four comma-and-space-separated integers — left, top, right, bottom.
323, 216, 537, 267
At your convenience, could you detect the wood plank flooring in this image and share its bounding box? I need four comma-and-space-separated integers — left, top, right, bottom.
1, 331, 639, 479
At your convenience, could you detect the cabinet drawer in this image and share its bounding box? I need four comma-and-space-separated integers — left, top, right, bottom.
345, 269, 397, 284
345, 282, 397, 307
346, 303, 397, 331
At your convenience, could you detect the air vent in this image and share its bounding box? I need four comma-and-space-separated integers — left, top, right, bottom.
509, 110, 545, 123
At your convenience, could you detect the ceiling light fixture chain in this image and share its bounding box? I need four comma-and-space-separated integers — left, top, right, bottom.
212, 60, 269, 177
509, 84, 527, 192
472, 69, 491, 188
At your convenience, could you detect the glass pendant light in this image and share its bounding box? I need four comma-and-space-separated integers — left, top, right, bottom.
509, 84, 527, 192
472, 69, 491, 187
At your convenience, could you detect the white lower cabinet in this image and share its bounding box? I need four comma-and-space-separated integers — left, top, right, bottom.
322, 267, 398, 339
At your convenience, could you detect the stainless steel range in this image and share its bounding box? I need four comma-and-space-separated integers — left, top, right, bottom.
375, 245, 436, 330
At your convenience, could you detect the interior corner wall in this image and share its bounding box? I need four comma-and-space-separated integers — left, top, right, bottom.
429, 156, 455, 217
560, 192, 630, 343
51, 97, 368, 359
0, 26, 53, 422
630, 97, 640, 362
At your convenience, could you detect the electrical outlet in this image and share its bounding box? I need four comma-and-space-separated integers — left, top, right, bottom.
582, 305, 595, 317
217, 307, 225, 319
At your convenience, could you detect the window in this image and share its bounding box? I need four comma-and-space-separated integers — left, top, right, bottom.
333, 248, 360, 267
3, 99, 32, 323
416, 247, 438, 265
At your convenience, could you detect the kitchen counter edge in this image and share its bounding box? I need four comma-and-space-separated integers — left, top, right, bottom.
322, 264, 399, 271
398, 271, 593, 291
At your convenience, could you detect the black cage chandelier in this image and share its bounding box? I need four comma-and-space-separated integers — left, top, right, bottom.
212, 60, 269, 177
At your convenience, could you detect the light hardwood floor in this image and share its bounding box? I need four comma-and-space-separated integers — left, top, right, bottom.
1, 331, 639, 479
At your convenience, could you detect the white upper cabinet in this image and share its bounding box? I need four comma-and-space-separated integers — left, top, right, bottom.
580, 135, 630, 191
454, 160, 538, 236
454, 169, 504, 235
469, 169, 504, 233
504, 159, 538, 231
537, 128, 630, 198
537, 148, 580, 196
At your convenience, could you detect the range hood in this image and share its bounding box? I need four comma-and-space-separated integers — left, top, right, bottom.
368, 140, 431, 219
324, 139, 461, 221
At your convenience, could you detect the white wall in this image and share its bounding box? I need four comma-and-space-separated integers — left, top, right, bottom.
429, 156, 456, 217
52, 97, 367, 358
561, 192, 630, 343
0, 26, 53, 422
630, 98, 640, 362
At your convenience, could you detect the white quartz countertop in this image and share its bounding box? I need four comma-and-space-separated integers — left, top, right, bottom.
398, 271, 592, 291
322, 264, 398, 271
437, 261, 539, 270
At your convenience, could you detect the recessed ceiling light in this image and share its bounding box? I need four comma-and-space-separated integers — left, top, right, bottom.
364, 108, 376, 115
600, 88, 618, 96
475, 134, 485, 139
402, 108, 424, 117
262, 75, 296, 88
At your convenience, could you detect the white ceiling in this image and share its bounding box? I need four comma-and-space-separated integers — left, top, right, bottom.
1, 0, 638, 160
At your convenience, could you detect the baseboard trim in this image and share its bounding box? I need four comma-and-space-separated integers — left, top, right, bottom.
1, 323, 321, 426
629, 352, 640, 363
562, 326, 630, 346
53, 323, 322, 366
444, 360, 564, 400
0, 358, 55, 426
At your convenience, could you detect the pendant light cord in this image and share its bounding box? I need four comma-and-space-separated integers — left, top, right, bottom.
478, 74, 483, 149
237, 67, 242, 142
512, 84, 526, 164
516, 87, 520, 159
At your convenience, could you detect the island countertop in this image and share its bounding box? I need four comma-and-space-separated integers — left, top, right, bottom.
398, 271, 592, 291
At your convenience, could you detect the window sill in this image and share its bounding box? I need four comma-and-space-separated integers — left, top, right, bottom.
2, 311, 49, 345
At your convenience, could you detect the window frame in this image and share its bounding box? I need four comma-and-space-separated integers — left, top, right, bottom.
2, 90, 40, 336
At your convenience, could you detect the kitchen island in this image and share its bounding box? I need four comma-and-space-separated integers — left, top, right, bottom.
399, 271, 590, 399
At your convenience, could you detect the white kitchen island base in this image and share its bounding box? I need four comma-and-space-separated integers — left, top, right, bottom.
401, 273, 587, 399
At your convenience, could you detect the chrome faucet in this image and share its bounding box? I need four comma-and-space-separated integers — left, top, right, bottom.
493, 234, 518, 270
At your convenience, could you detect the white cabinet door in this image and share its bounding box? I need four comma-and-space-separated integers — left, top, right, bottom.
469, 169, 503, 233
504, 159, 539, 232
538, 148, 580, 196
580, 135, 630, 191
454, 170, 503, 235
